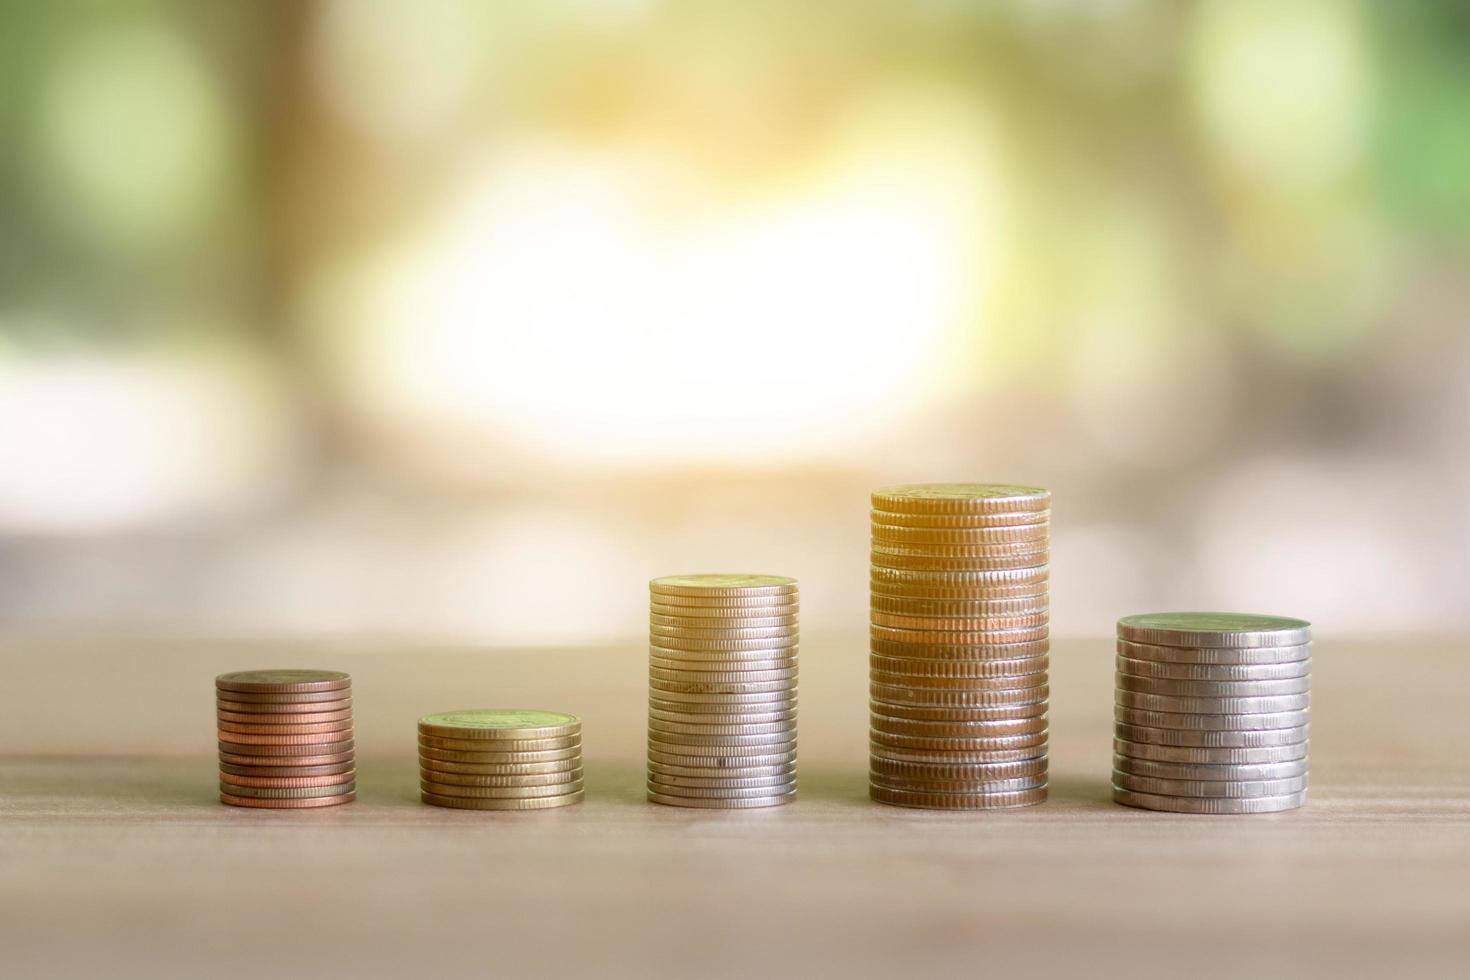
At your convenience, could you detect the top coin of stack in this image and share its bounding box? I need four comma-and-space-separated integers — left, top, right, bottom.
647, 574, 798, 809
868, 484, 1051, 810
1112, 613, 1311, 814
418, 709, 585, 810
215, 669, 356, 808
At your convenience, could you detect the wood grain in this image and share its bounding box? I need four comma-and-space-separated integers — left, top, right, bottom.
1, 632, 1467, 979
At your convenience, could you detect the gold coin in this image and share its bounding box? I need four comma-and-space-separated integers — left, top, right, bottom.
647, 759, 796, 779
870, 484, 1050, 514
417, 709, 581, 740
419, 769, 584, 788
870, 774, 1047, 795
869, 784, 1047, 809
420, 779, 585, 799
870, 612, 1048, 632
648, 643, 800, 664
648, 666, 797, 685
870, 699, 1047, 722
871, 540, 1050, 560
647, 790, 795, 808
649, 612, 799, 630
870, 715, 1048, 739
646, 636, 798, 653
870, 729, 1047, 751
648, 594, 799, 609
871, 624, 1048, 645
649, 574, 797, 597
648, 655, 797, 674
870, 594, 1048, 617
418, 734, 580, 753
871, 551, 1048, 573
871, 565, 1049, 598
869, 756, 1048, 782
418, 745, 581, 764
870, 509, 1049, 529
871, 523, 1050, 546
650, 624, 798, 641
418, 756, 582, 776
421, 790, 584, 810
870, 654, 1050, 679
869, 639, 1049, 663
650, 605, 798, 623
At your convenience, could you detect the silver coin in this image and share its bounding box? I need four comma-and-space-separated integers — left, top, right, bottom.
870, 654, 1050, 679
1115, 655, 1311, 682
648, 665, 798, 684
648, 772, 796, 790
648, 695, 796, 714
649, 654, 797, 673
647, 707, 797, 727
1115, 706, 1311, 732
1116, 613, 1311, 648
1113, 738, 1308, 765
870, 713, 1048, 737
647, 735, 797, 756
647, 759, 795, 779
647, 730, 795, 748
1115, 674, 1310, 698
1116, 692, 1311, 715
647, 718, 794, 737
868, 774, 1047, 795
649, 643, 800, 663
646, 687, 798, 705
1117, 638, 1310, 666
870, 683, 1050, 708
869, 699, 1048, 722
1113, 771, 1308, 798
869, 756, 1048, 781
1114, 722, 1308, 748
870, 744, 1047, 765
646, 748, 797, 767
1112, 754, 1308, 782
1112, 786, 1308, 814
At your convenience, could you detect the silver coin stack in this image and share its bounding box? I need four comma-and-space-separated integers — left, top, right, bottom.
1113, 613, 1311, 814
646, 574, 798, 808
869, 484, 1051, 810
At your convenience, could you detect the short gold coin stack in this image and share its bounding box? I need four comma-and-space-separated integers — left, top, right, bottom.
869, 484, 1051, 809
216, 669, 356, 808
418, 710, 584, 810
1113, 613, 1311, 814
647, 574, 798, 808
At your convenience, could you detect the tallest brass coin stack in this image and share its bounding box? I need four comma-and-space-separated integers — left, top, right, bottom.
647, 574, 799, 808
869, 484, 1051, 809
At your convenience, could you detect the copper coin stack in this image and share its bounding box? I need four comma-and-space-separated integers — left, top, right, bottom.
647, 574, 798, 808
419, 710, 584, 810
216, 669, 355, 808
868, 484, 1051, 809
1113, 612, 1311, 814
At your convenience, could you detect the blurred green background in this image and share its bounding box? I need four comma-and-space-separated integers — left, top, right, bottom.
0, 0, 1466, 642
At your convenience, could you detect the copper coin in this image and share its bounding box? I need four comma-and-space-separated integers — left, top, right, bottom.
870, 594, 1049, 617
870, 774, 1047, 795
869, 639, 1050, 663
418, 757, 583, 776
870, 744, 1046, 765
218, 749, 355, 766
220, 791, 355, 808
869, 756, 1048, 782
871, 623, 1049, 646
219, 760, 356, 778
649, 612, 798, 630
871, 612, 1049, 632
215, 670, 350, 694
870, 670, 1047, 692
870, 551, 1047, 573
870, 654, 1050, 678
217, 720, 353, 736
216, 707, 353, 724
214, 689, 352, 704
219, 771, 357, 789
871, 523, 1050, 546
217, 729, 355, 747
870, 683, 1047, 708
871, 715, 1048, 738
870, 729, 1047, 751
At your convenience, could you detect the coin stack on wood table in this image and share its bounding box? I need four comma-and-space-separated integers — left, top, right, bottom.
216, 669, 356, 808
868, 484, 1051, 809
418, 710, 584, 810
1113, 613, 1312, 814
646, 574, 799, 808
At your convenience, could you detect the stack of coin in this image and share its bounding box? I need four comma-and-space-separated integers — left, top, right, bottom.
1113, 613, 1311, 814
647, 574, 798, 808
418, 710, 584, 810
868, 484, 1051, 809
216, 669, 355, 808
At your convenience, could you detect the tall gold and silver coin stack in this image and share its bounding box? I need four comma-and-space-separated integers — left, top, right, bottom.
216, 669, 356, 808
869, 484, 1051, 809
1113, 613, 1311, 814
647, 574, 798, 808
419, 710, 584, 810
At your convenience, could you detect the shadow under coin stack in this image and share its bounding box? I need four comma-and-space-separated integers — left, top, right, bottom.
419, 710, 584, 810
1113, 613, 1312, 814
647, 574, 798, 808
869, 484, 1051, 809
216, 670, 355, 808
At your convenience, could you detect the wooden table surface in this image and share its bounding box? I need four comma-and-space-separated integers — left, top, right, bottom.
2, 631, 1467, 979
